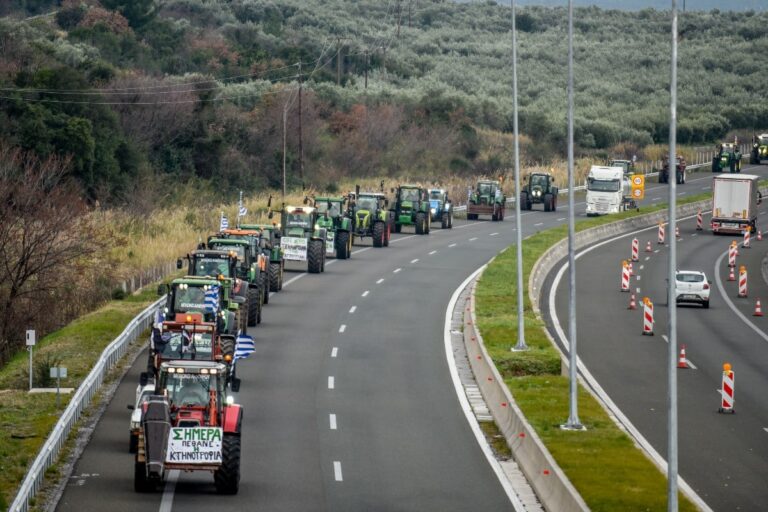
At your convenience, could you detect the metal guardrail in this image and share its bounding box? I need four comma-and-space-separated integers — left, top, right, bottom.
10, 297, 165, 512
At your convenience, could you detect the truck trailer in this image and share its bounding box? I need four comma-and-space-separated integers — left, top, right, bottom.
711, 174, 762, 234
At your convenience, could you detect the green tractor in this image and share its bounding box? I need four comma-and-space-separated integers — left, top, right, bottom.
520, 173, 558, 212
313, 196, 353, 259
609, 159, 635, 176
427, 188, 453, 229
712, 142, 742, 173
390, 184, 431, 234
160, 276, 245, 337
205, 237, 267, 321
349, 187, 392, 247
278, 205, 326, 273
468, 179, 506, 221
240, 223, 284, 293
750, 134, 768, 165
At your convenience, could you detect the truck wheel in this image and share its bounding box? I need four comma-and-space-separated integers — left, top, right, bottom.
337, 231, 350, 259
308, 240, 323, 273
269, 263, 280, 292
215, 435, 241, 495
372, 222, 385, 247
415, 213, 426, 234
134, 461, 153, 493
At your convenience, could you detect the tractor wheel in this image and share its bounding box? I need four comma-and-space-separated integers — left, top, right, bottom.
134, 461, 153, 493
269, 263, 280, 292
220, 335, 235, 361
543, 194, 552, 212
712, 158, 719, 172
261, 272, 269, 305
441, 212, 449, 229
551, 196, 557, 212
321, 248, 326, 272
372, 222, 385, 247
425, 215, 431, 234
751, 150, 759, 165
129, 434, 138, 454
247, 288, 258, 327
519, 192, 529, 211
278, 263, 284, 290
214, 435, 241, 495
415, 213, 427, 234
336, 231, 350, 259
394, 223, 402, 233
308, 240, 323, 273
384, 224, 391, 246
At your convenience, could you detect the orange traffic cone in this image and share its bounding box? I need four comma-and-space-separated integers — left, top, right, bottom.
677, 346, 689, 369
628, 293, 637, 310
728, 267, 736, 281
754, 299, 763, 317
645, 240, 652, 253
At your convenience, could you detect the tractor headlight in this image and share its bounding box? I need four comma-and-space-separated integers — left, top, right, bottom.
431, 208, 436, 214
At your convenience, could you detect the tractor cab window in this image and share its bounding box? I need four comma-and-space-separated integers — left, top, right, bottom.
159, 331, 213, 360
530, 175, 548, 188
195, 257, 230, 278
286, 212, 311, 228
164, 373, 217, 407
400, 189, 420, 202
587, 177, 621, 192
174, 286, 207, 311
429, 190, 442, 200
356, 196, 377, 211
209, 244, 245, 261
477, 183, 493, 196
316, 202, 341, 218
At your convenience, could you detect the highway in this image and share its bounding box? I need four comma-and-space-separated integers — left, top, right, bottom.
546, 163, 768, 511
54, 166, 756, 511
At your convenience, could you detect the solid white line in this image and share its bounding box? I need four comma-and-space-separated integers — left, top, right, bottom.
652, 197, 661, 201
636, 287, 641, 294
411, 258, 419, 263
362, 290, 370, 297
331, 347, 338, 358
429, 250, 437, 255
490, 232, 499, 237
349, 306, 356, 314
449, 243, 457, 247
329, 414, 337, 430
333, 461, 343, 481
393, 268, 401, 273
328, 376, 335, 389
339, 324, 346, 333
159, 470, 180, 512
469, 237, 478, 241
376, 278, 384, 284
443, 265, 525, 510
714, 250, 768, 344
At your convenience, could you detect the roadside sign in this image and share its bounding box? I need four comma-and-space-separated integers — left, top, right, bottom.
50, 367, 67, 379
26, 330, 36, 346
280, 237, 308, 261
631, 175, 645, 189
632, 188, 645, 200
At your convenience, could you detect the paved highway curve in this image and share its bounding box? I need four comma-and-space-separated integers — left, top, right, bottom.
54, 166, 753, 512
547, 163, 768, 511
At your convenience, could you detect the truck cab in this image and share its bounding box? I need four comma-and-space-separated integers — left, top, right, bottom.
586, 166, 632, 216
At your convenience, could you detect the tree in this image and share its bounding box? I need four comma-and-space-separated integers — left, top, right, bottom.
101, 0, 156, 30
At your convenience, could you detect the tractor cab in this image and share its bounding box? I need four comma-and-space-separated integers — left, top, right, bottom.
283, 206, 316, 235
714, 142, 742, 173
159, 361, 229, 413
180, 250, 237, 280
609, 159, 634, 176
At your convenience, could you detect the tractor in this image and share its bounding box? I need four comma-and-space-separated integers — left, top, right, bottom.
212, 230, 272, 307
390, 184, 431, 234
313, 196, 353, 259
468, 179, 506, 220
133, 360, 242, 494
277, 205, 326, 273
659, 156, 687, 184
178, 249, 259, 327
712, 142, 742, 173
520, 173, 557, 212
240, 223, 284, 293
349, 187, 392, 247
160, 277, 244, 337
427, 188, 453, 229
750, 134, 768, 165
609, 159, 635, 176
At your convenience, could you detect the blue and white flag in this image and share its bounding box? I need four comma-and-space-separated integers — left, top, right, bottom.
238, 205, 247, 217
204, 286, 220, 312
220, 212, 229, 231
235, 333, 255, 361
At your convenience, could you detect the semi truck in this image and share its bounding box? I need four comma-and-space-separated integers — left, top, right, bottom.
585, 165, 635, 216
711, 174, 762, 234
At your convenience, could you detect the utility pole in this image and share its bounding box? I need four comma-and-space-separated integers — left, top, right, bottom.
511, 0, 526, 353
282, 107, 287, 203
364, 50, 369, 89
297, 61, 304, 185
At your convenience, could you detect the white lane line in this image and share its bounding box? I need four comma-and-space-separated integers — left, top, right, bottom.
351, 247, 372, 255
331, 347, 338, 358
393, 268, 401, 273
652, 197, 661, 201
328, 376, 335, 389
490, 232, 499, 237
449, 243, 457, 248
692, 233, 697, 237
654, 249, 660, 253
389, 234, 417, 244
636, 287, 641, 294
411, 258, 419, 263
644, 256, 650, 261
636, 275, 642, 281
429, 250, 437, 255
333, 461, 343, 481
376, 278, 384, 284
339, 324, 346, 333
329, 414, 337, 430
702, 185, 711, 190
362, 290, 370, 297
764, 427, 768, 433
558, 217, 567, 221
639, 265, 645, 270
762, 211, 767, 216
469, 237, 478, 241
714, 249, 768, 344
159, 470, 180, 512
534, 222, 543, 227
349, 306, 356, 314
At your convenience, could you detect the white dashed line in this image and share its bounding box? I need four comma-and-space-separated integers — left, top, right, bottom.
429, 250, 437, 255
652, 197, 661, 201
469, 237, 478, 241
338, 324, 346, 333
490, 232, 499, 237
331, 347, 338, 358
636, 287, 641, 293
362, 290, 369, 297
764, 427, 768, 433
349, 306, 356, 314
333, 461, 343, 481
376, 278, 384, 284
654, 249, 660, 253
329, 414, 337, 430
328, 376, 335, 389
558, 217, 566, 221
636, 275, 642, 281
411, 258, 419, 263
393, 268, 401, 273
639, 265, 644, 270
645, 256, 650, 261
534, 222, 543, 227
449, 243, 457, 248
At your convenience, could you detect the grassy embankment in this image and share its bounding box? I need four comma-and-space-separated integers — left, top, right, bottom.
475, 195, 712, 511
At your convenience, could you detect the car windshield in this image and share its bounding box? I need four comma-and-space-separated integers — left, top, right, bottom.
400, 188, 420, 202
286, 212, 311, 228
316, 202, 341, 217
164, 373, 217, 407
158, 330, 213, 360
530, 175, 548, 188
587, 178, 620, 192
677, 273, 704, 283
356, 196, 377, 211
209, 243, 245, 260
478, 183, 494, 196
194, 257, 230, 278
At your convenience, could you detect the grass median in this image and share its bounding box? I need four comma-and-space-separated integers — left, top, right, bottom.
475, 196, 711, 511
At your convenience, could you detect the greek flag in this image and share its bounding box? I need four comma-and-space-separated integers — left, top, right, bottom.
204, 286, 219, 312
235, 333, 255, 361
220, 212, 229, 231
239, 205, 247, 217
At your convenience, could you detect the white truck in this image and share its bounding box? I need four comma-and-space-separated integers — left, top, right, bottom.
585, 165, 634, 216
711, 174, 762, 234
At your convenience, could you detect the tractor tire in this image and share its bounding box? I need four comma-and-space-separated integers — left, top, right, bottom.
395, 223, 402, 233
278, 263, 284, 290
336, 231, 350, 259
415, 213, 427, 234
269, 263, 280, 292
543, 194, 552, 212
448, 214, 453, 228
214, 435, 241, 495
372, 222, 385, 247
134, 461, 153, 493
467, 213, 475, 220
308, 240, 323, 273
321, 248, 326, 272
751, 150, 759, 165
519, 192, 529, 211
491, 211, 498, 221
384, 224, 391, 246
220, 335, 235, 361
551, 196, 557, 212
441, 212, 449, 229
261, 272, 269, 305
247, 288, 259, 327
425, 215, 431, 234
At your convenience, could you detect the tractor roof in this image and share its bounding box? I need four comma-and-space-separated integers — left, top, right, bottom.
477, 179, 500, 185
222, 228, 261, 236
208, 237, 249, 247
160, 360, 227, 373
190, 250, 233, 259
315, 196, 345, 202
285, 205, 316, 214
358, 191, 384, 198
172, 276, 220, 286
241, 223, 275, 231
399, 184, 422, 189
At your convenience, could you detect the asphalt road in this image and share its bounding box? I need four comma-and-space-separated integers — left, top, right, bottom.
546, 163, 768, 511
54, 165, 756, 512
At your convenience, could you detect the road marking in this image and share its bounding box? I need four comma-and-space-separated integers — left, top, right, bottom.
636, 275, 641, 281
376, 278, 384, 284
362, 290, 369, 297
159, 470, 180, 512
339, 324, 346, 333
702, 186, 711, 190
691, 233, 697, 237
333, 461, 343, 481
331, 347, 338, 358
652, 197, 661, 201
449, 243, 457, 247
714, 249, 768, 345
534, 222, 543, 227
330, 414, 337, 430
328, 376, 335, 389
393, 268, 401, 273
654, 249, 660, 253
490, 232, 499, 237
429, 250, 437, 255
764, 427, 768, 433
636, 287, 641, 293
469, 237, 478, 241
499, 247, 508, 253
349, 306, 356, 314
762, 211, 767, 216
644, 256, 650, 261
389, 234, 417, 244
639, 265, 644, 270
660, 335, 697, 369
677, 192, 686, 196
558, 217, 567, 221
411, 258, 419, 263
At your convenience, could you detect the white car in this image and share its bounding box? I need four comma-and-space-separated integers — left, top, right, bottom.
128, 382, 155, 453
673, 270, 710, 308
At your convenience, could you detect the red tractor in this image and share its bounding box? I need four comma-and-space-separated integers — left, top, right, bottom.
134, 360, 242, 494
